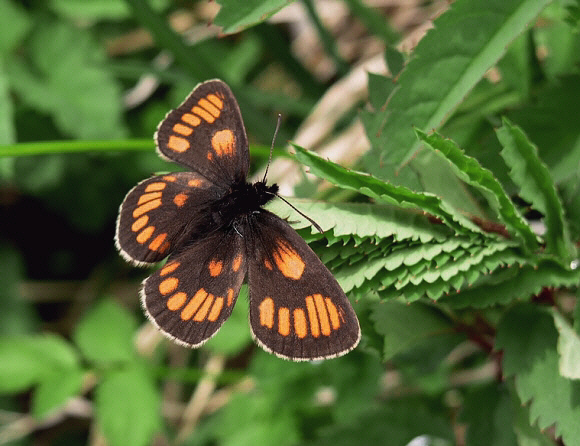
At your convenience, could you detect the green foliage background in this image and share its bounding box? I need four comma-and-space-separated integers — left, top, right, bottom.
1, 0, 580, 445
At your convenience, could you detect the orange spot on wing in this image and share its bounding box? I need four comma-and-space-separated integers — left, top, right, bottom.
159, 277, 179, 295
168, 135, 190, 152
132, 215, 149, 232
181, 289, 208, 320
192, 106, 215, 123
259, 297, 275, 328
193, 294, 214, 321
208, 296, 224, 322
138, 191, 162, 205
278, 307, 290, 336
232, 253, 243, 272
325, 298, 341, 330
182, 113, 201, 127
264, 258, 272, 270
207, 93, 223, 109
133, 199, 161, 218
167, 292, 187, 311
293, 309, 308, 339
188, 178, 203, 187
227, 288, 234, 306
173, 123, 193, 136
207, 152, 213, 161
145, 182, 166, 192
160, 241, 170, 254
208, 259, 223, 277
149, 233, 168, 251
173, 193, 188, 207
160, 261, 180, 276
199, 98, 221, 117
136, 226, 155, 244
273, 239, 305, 280
305, 296, 320, 337
163, 175, 177, 182
211, 129, 235, 157
313, 294, 331, 336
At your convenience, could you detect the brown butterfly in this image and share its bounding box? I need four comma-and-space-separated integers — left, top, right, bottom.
115, 80, 360, 360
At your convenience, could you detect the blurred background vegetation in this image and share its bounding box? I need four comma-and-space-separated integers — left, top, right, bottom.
1, 0, 580, 445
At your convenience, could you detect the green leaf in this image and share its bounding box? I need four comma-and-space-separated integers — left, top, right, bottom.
214, 0, 294, 34
370, 301, 452, 360
73, 298, 137, 364
496, 304, 580, 446
49, 0, 169, 20
460, 384, 516, 446
292, 144, 482, 234
441, 260, 580, 309
8, 21, 126, 140
96, 364, 160, 446
417, 129, 538, 251
497, 118, 576, 260
0, 0, 31, 55
0, 59, 15, 145
361, 0, 552, 179
0, 334, 80, 393
32, 367, 84, 419
552, 310, 580, 380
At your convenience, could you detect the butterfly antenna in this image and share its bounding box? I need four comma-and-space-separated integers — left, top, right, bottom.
274, 194, 324, 234
262, 113, 282, 183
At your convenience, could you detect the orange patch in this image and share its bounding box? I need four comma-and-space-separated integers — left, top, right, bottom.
294, 309, 308, 339
144, 182, 166, 192
138, 191, 162, 205
259, 297, 275, 328
167, 292, 187, 311
208, 259, 223, 277
227, 288, 234, 306
211, 129, 235, 157
192, 106, 215, 123
273, 240, 305, 280
232, 253, 243, 272
313, 294, 331, 336
199, 98, 221, 117
181, 113, 201, 127
168, 135, 190, 152
264, 258, 273, 270
160, 261, 180, 276
173, 193, 188, 207
305, 296, 320, 338
278, 307, 290, 336
133, 198, 161, 218
149, 233, 167, 251
207, 152, 213, 161
193, 294, 214, 321
181, 288, 208, 320
325, 298, 340, 330
131, 215, 149, 232
159, 277, 179, 295
208, 297, 224, 322
162, 175, 177, 182
173, 123, 193, 136
207, 93, 223, 109
136, 226, 155, 244
159, 241, 170, 254
188, 178, 203, 187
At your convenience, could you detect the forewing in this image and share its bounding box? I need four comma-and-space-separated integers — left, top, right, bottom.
142, 231, 247, 347
247, 212, 360, 361
155, 79, 250, 186
115, 172, 214, 265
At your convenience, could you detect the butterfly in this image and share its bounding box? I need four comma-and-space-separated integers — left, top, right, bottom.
115, 80, 360, 361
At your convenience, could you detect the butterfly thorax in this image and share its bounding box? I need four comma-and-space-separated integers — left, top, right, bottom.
211, 180, 279, 229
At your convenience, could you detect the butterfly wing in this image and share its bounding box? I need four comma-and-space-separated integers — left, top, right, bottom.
115, 172, 216, 265
142, 230, 247, 347
246, 211, 361, 361
155, 79, 250, 186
